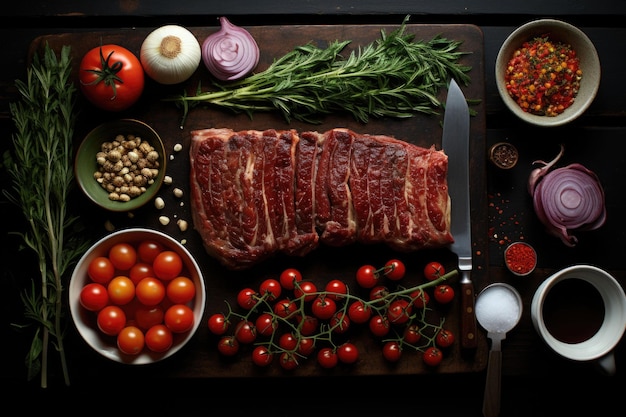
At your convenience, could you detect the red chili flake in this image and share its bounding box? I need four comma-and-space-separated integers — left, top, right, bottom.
504, 36, 582, 116
504, 242, 537, 276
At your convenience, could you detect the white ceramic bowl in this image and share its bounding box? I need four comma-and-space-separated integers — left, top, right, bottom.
69, 228, 206, 364
495, 19, 601, 127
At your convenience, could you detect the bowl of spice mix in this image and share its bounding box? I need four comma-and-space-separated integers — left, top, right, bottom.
504, 241, 537, 277
495, 19, 600, 127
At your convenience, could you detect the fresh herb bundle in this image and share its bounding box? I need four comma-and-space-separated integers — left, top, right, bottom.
4, 43, 89, 387
172, 15, 472, 126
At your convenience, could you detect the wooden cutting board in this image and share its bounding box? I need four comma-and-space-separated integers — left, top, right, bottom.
29, 22, 489, 378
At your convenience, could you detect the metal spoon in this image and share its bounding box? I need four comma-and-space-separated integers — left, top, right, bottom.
475, 283, 523, 417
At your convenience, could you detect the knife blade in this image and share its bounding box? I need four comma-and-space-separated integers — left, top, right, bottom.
442, 79, 477, 349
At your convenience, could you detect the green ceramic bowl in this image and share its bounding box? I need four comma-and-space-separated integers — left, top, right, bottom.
75, 119, 166, 212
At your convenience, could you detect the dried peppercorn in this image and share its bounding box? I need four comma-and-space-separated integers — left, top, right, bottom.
504, 36, 582, 116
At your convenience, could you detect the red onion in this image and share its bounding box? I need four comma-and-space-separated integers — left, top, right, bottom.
528, 145, 606, 247
202, 17, 260, 81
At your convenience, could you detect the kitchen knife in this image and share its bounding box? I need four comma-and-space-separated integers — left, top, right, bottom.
442, 79, 477, 349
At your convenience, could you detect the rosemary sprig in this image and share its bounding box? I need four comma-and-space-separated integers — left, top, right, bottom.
4, 43, 90, 388
171, 15, 472, 126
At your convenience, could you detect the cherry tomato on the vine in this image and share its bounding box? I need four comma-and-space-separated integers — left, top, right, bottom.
348, 300, 371, 324
296, 314, 319, 336
330, 311, 350, 334
356, 264, 379, 289
237, 287, 259, 310
79, 44, 144, 112
279, 268, 302, 291
434, 284, 455, 304
279, 352, 299, 370
403, 323, 422, 345
255, 312, 277, 337
293, 281, 317, 302
317, 347, 338, 369
436, 328, 456, 348
368, 315, 390, 337
325, 279, 348, 300
387, 299, 412, 325
217, 335, 239, 356
258, 278, 282, 301
234, 320, 257, 344
337, 342, 359, 364
297, 337, 316, 356
278, 332, 298, 351
382, 340, 402, 362
251, 345, 273, 367
423, 346, 443, 367
410, 288, 430, 309
207, 313, 229, 335
424, 261, 446, 281
273, 299, 298, 319
369, 285, 390, 304
311, 295, 337, 320
384, 259, 406, 281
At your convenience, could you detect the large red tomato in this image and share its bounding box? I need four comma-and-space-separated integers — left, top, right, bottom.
79, 44, 144, 111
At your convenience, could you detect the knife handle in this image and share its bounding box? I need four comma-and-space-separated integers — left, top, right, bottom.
460, 281, 478, 349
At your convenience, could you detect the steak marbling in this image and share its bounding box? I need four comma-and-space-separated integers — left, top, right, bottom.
190, 127, 453, 270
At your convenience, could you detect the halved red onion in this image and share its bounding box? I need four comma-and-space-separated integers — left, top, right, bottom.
202, 17, 260, 81
529, 147, 606, 246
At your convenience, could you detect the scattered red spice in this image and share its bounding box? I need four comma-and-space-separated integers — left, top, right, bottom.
504, 242, 537, 276
505, 36, 582, 116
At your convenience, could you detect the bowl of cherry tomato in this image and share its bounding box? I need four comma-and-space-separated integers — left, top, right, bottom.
495, 19, 600, 127
69, 227, 206, 364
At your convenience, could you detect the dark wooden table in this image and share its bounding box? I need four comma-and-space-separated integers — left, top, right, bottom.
1, 2, 625, 415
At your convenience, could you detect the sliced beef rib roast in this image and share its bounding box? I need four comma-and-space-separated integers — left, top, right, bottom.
190, 127, 453, 270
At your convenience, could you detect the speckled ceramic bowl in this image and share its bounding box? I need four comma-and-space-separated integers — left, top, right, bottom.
496, 19, 600, 127
75, 119, 166, 212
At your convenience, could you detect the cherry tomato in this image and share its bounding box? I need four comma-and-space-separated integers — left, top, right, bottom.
129, 262, 155, 285
217, 335, 239, 356
79, 44, 144, 112
403, 323, 422, 345
97, 305, 127, 336
348, 300, 372, 324
311, 295, 337, 320
258, 278, 281, 301
79, 282, 109, 311
145, 324, 173, 353
369, 285, 390, 304
434, 284, 455, 304
424, 261, 445, 281
251, 345, 273, 367
255, 312, 277, 337
436, 328, 456, 348
410, 288, 430, 309
117, 325, 145, 355
423, 346, 443, 367
297, 337, 316, 356
166, 276, 196, 304
164, 304, 195, 333
108, 243, 138, 271
208, 313, 230, 335
234, 320, 257, 344
273, 299, 297, 319
330, 311, 350, 334
296, 314, 319, 336
325, 279, 348, 300
134, 305, 164, 330
384, 259, 406, 281
387, 299, 412, 325
135, 277, 165, 306
87, 256, 115, 284
293, 281, 317, 302
107, 276, 136, 305
237, 287, 259, 310
279, 268, 302, 291
137, 240, 164, 263
317, 347, 338, 369
382, 341, 402, 362
279, 352, 299, 370
368, 315, 390, 337
356, 264, 379, 289
152, 250, 183, 281
337, 342, 359, 364
278, 332, 298, 351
